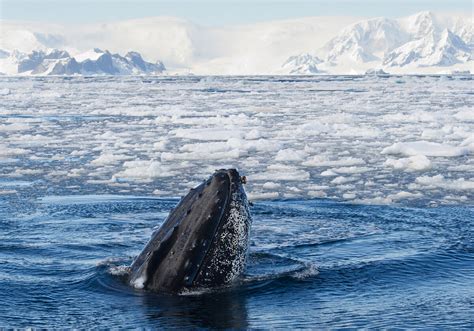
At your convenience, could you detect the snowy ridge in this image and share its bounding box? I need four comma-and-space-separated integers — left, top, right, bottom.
0, 48, 165, 75
383, 28, 471, 67
323, 17, 407, 63
280, 53, 323, 74
0, 11, 472, 75
288, 11, 473, 74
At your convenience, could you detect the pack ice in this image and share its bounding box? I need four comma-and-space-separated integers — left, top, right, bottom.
0, 75, 472, 206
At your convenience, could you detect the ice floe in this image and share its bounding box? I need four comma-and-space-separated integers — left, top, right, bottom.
382, 141, 473, 157
0, 75, 472, 205
384, 155, 432, 171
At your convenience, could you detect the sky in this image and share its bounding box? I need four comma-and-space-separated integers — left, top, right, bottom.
0, 0, 472, 25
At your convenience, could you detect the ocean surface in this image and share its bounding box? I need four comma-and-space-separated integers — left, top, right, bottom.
0, 75, 473, 328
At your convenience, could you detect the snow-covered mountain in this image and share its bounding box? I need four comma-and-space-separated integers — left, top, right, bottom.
282, 11, 472, 74
0, 48, 165, 75
0, 11, 472, 75
280, 53, 323, 74
383, 28, 471, 67
323, 17, 408, 64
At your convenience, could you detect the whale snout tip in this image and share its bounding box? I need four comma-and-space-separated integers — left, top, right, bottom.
213, 168, 247, 185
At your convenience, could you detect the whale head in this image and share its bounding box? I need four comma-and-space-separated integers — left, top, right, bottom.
129, 168, 252, 293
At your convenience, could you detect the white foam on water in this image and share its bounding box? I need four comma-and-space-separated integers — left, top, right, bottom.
131, 275, 147, 289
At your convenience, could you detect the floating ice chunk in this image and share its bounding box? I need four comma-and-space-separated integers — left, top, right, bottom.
447, 164, 474, 172
443, 195, 468, 202
14, 169, 44, 175
308, 190, 327, 198
164, 113, 260, 126
153, 139, 169, 151
332, 124, 380, 138
421, 129, 443, 140
318, 113, 354, 123
0, 88, 10, 95
275, 148, 308, 161
288, 186, 302, 193
161, 149, 241, 161
295, 120, 329, 136
303, 156, 365, 167
0, 123, 30, 131
382, 111, 437, 123
415, 175, 474, 191
245, 129, 262, 140
353, 191, 422, 205
227, 138, 281, 152
117, 160, 177, 179
247, 191, 280, 200
454, 109, 474, 122
460, 135, 474, 147
99, 131, 117, 139
331, 176, 358, 184
252, 165, 310, 181
382, 141, 472, 157
180, 141, 230, 153
330, 166, 371, 174
343, 193, 356, 199
384, 155, 431, 171
262, 182, 281, 189
321, 169, 337, 176
177, 138, 279, 157
0, 189, 17, 195
152, 189, 169, 196
91, 152, 132, 165
387, 191, 423, 201
172, 128, 244, 141
87, 179, 115, 185
306, 184, 330, 190
70, 150, 88, 156
0, 144, 28, 156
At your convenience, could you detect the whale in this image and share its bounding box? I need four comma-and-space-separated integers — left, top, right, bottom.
129, 168, 252, 293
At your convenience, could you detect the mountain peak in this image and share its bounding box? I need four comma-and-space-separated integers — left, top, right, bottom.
281, 53, 322, 74
404, 11, 438, 39
412, 10, 434, 19
323, 16, 407, 63
383, 25, 471, 67
0, 48, 166, 75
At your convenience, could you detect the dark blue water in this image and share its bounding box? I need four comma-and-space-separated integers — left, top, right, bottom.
1, 194, 473, 328
1, 75, 473, 327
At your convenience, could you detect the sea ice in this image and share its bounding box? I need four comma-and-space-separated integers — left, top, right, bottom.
0, 75, 472, 205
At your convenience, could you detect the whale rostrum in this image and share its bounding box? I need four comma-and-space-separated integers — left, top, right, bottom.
129, 169, 252, 292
